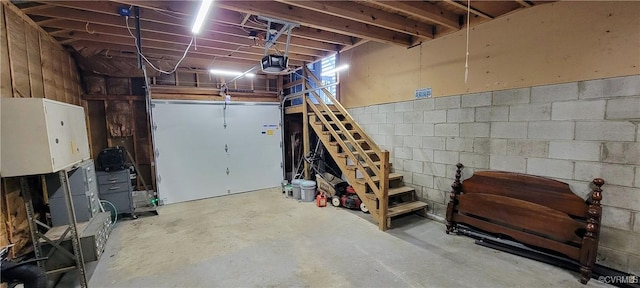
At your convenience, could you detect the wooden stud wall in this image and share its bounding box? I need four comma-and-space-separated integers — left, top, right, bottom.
83, 75, 155, 192
0, 2, 84, 258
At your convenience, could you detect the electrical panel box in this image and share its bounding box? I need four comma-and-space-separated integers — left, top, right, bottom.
1, 98, 90, 177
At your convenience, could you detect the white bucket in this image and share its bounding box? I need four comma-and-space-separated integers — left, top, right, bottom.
300, 180, 316, 202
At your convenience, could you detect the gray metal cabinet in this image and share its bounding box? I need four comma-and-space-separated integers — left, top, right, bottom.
47, 159, 99, 226
97, 170, 134, 215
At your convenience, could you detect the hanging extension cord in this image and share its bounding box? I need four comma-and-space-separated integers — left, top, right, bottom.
125, 16, 193, 75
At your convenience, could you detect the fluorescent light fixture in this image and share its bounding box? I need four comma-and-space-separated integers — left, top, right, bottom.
321, 64, 349, 76
209, 69, 255, 78
191, 0, 213, 34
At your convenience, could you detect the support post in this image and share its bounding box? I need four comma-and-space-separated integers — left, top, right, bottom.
378, 151, 390, 231
59, 170, 88, 288
302, 69, 310, 179
21, 178, 43, 268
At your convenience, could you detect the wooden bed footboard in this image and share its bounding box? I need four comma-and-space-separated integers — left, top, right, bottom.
445, 163, 604, 284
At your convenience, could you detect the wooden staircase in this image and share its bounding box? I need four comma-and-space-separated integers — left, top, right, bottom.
301, 67, 428, 231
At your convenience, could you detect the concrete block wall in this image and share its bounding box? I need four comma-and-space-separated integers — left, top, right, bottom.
348, 75, 640, 274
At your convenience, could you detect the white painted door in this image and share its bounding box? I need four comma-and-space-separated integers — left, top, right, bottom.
151, 101, 282, 205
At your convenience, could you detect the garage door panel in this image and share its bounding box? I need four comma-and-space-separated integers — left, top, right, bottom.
151, 101, 282, 204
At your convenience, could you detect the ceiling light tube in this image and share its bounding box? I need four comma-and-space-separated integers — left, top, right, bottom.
209, 69, 255, 78
321, 64, 350, 76
191, 0, 213, 34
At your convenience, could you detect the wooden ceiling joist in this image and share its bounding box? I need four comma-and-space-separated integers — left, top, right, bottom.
14, 0, 542, 76
443, 0, 494, 19
276, 1, 434, 39
41, 19, 326, 58
114, 0, 354, 47
367, 1, 461, 31
26, 2, 341, 52
214, 1, 412, 46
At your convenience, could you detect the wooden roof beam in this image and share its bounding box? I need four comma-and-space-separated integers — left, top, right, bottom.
73, 44, 262, 68
515, 0, 533, 8
113, 0, 355, 47
41, 19, 326, 59
277, 0, 433, 39
443, 0, 494, 19
367, 0, 460, 30
214, 1, 412, 46
53, 32, 261, 63
28, 2, 341, 52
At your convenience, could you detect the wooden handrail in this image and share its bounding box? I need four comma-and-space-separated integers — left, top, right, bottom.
303, 67, 383, 156
305, 84, 381, 177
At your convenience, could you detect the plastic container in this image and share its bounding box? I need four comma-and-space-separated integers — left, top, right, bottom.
300, 180, 317, 202
291, 179, 303, 200
284, 184, 293, 198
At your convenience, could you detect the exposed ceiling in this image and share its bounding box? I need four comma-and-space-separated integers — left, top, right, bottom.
14, 0, 546, 77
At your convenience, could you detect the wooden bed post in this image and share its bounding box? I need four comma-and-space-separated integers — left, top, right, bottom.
579, 178, 604, 284
445, 163, 464, 234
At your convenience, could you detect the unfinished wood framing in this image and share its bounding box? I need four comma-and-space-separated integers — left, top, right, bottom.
0, 2, 85, 257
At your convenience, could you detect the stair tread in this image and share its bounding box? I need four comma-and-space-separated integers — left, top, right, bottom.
387, 201, 428, 218
307, 112, 343, 116
337, 150, 375, 157
322, 130, 354, 135
363, 186, 415, 200
346, 161, 392, 170
314, 120, 350, 125
330, 139, 366, 146
356, 173, 403, 184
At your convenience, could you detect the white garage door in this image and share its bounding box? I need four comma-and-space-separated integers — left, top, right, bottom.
151, 100, 282, 205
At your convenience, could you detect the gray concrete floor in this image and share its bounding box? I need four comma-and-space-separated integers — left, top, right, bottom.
77, 187, 610, 287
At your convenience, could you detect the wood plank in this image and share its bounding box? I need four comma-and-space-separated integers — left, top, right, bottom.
115, 1, 354, 47
215, 1, 412, 46
336, 149, 375, 158
443, 0, 494, 19
39, 35, 58, 100
52, 47, 65, 102
369, 1, 460, 30
284, 105, 303, 114
43, 19, 326, 59
83, 94, 145, 101
150, 93, 279, 102
0, 4, 13, 98
278, 1, 434, 39
378, 151, 390, 230
150, 86, 279, 98
462, 171, 588, 217
61, 53, 73, 103
457, 193, 584, 244
68, 55, 81, 105
452, 213, 581, 260
87, 100, 108, 159
31, 2, 340, 52
24, 22, 44, 98
367, 186, 415, 200
5, 6, 30, 98
387, 201, 428, 218
356, 172, 402, 184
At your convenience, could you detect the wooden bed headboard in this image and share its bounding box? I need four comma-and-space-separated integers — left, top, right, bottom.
445, 163, 604, 284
